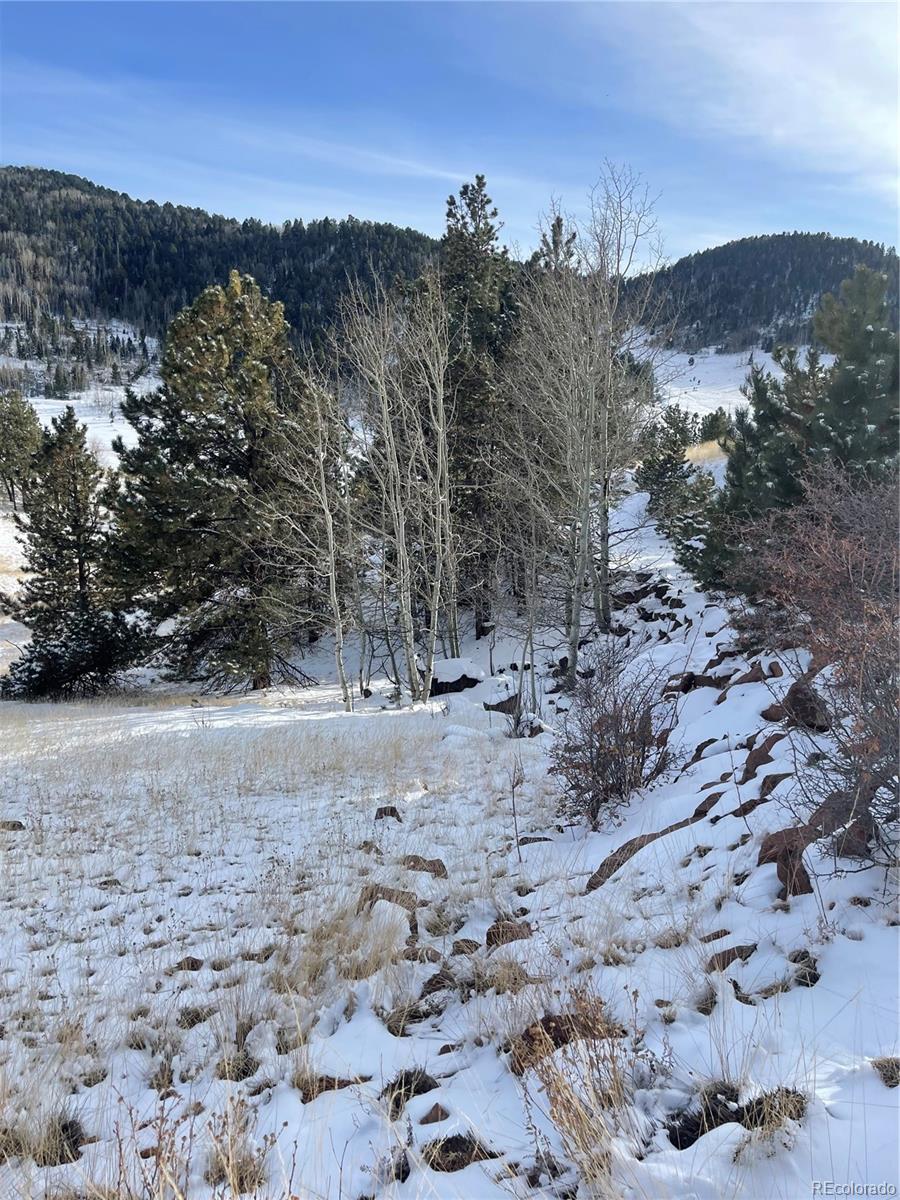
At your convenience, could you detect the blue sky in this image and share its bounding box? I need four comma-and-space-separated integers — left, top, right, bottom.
1, 1, 896, 258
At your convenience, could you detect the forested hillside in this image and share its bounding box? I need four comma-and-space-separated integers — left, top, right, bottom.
3, 168, 897, 353
642, 232, 898, 350
0, 166, 437, 339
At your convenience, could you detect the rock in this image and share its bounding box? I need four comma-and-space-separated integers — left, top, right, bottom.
420, 967, 455, 998
732, 662, 766, 685
759, 771, 792, 800
692, 791, 724, 818
508, 1008, 625, 1075
358, 883, 419, 936
375, 805, 402, 822
739, 731, 786, 784
422, 1133, 499, 1172
689, 737, 719, 765
767, 661, 784, 678
420, 1102, 450, 1124
486, 918, 531, 948
698, 929, 731, 944
403, 945, 441, 963
380, 1068, 438, 1120
761, 702, 787, 722
789, 949, 820, 988
783, 680, 830, 732
705, 943, 757, 973
401, 854, 448, 879
0, 819, 25, 832
518, 835, 552, 846
174, 956, 204, 973
451, 938, 480, 956
483, 693, 519, 716
757, 828, 815, 898
677, 671, 724, 694
295, 1073, 370, 1103
834, 816, 874, 859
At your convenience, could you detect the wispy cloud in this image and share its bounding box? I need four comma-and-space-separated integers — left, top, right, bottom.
577, 1, 897, 205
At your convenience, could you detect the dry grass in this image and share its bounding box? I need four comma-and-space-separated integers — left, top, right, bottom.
686, 438, 727, 466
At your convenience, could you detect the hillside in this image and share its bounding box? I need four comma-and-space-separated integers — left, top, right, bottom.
3, 169, 896, 355
0, 490, 895, 1199
0, 166, 437, 340
643, 232, 899, 351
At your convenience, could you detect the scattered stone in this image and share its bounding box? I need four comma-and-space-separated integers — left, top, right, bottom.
739, 732, 786, 784
422, 1133, 499, 1172
508, 1008, 625, 1075
759, 771, 793, 800
420, 966, 455, 998
732, 662, 766, 685
402, 854, 448, 879
668, 1084, 806, 1149
295, 1073, 370, 1103
451, 938, 480, 956
420, 1102, 450, 1125
486, 918, 531, 948
788, 949, 820, 988
767, 661, 784, 678
758, 829, 814, 898
403, 945, 441, 963
706, 943, 757, 973
381, 1068, 438, 1120
173, 956, 203, 973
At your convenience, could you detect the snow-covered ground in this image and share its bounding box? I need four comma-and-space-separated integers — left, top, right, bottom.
0, 483, 896, 1199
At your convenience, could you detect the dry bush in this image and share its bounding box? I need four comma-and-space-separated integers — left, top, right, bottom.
736, 463, 899, 867
551, 642, 680, 827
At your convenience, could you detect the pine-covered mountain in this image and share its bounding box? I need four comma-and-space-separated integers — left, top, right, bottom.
1, 167, 896, 352
643, 232, 898, 351
0, 166, 437, 341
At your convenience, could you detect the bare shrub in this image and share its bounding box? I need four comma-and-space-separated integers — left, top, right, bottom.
735, 463, 899, 866
551, 641, 680, 827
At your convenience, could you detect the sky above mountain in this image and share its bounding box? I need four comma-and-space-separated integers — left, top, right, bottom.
1, 1, 896, 257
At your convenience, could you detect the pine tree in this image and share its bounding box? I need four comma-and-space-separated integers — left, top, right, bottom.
811, 267, 898, 470
635, 404, 698, 525
440, 175, 514, 634
1, 407, 133, 699
111, 271, 309, 690
0, 390, 41, 509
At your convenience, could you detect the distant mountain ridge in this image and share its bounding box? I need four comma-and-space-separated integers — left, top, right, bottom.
643, 232, 898, 351
0, 166, 437, 341
1, 167, 896, 350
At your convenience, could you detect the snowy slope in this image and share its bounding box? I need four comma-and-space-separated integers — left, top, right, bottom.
0, 491, 895, 1200
661, 346, 834, 418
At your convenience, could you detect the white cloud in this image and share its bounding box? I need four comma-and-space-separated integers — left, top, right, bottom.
580, 1, 897, 204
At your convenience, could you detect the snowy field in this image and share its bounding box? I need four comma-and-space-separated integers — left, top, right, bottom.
0, 346, 896, 1198
0, 483, 897, 1199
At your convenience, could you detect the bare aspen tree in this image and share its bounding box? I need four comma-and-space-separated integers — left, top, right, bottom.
338, 273, 457, 702
502, 168, 670, 687
275, 367, 355, 710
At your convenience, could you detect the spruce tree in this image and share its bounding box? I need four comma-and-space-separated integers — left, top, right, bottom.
111, 271, 309, 689
0, 391, 41, 509
1, 407, 133, 699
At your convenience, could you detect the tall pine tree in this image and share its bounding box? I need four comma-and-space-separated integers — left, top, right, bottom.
440, 175, 515, 635
111, 271, 309, 689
